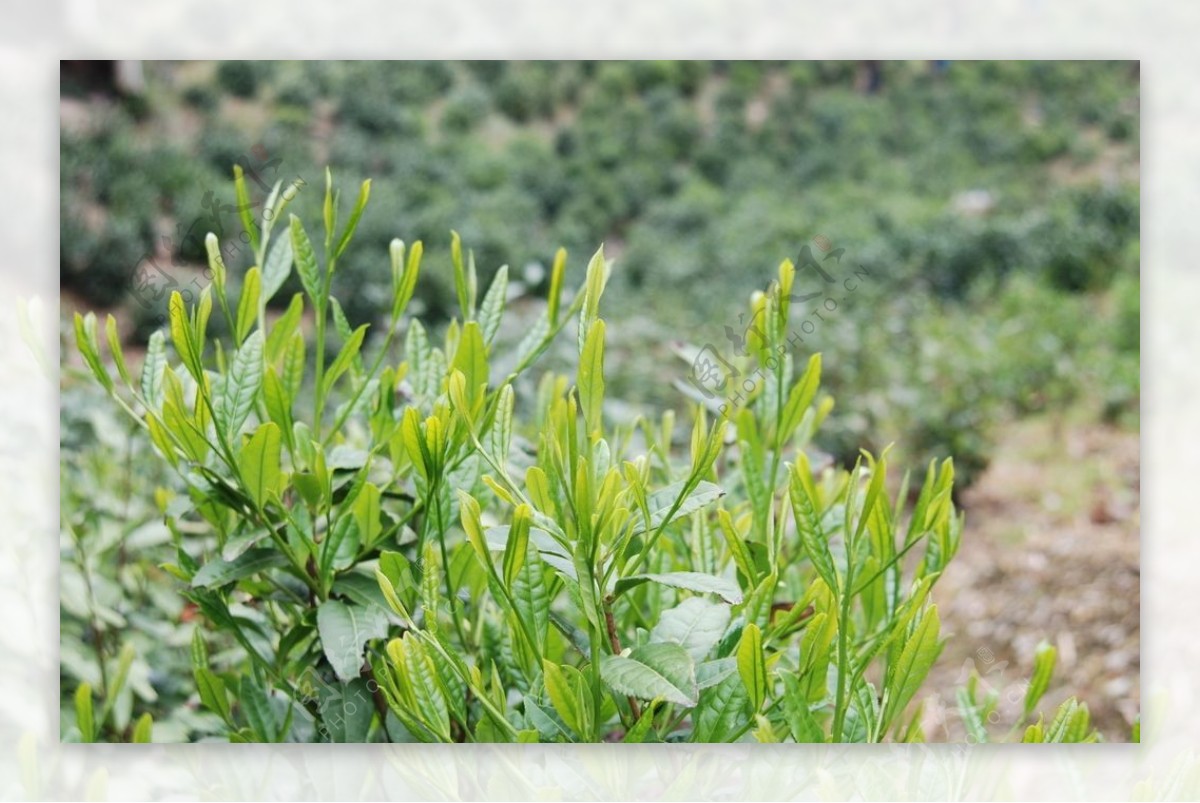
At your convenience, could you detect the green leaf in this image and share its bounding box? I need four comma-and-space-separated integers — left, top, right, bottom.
477, 264, 508, 344
737, 622, 767, 712
192, 547, 286, 589
696, 657, 738, 690
788, 456, 839, 594
334, 571, 398, 619
692, 672, 749, 742
290, 215, 322, 304
622, 702, 662, 743
780, 674, 824, 742
547, 247, 566, 326
352, 482, 383, 550
601, 642, 698, 707
334, 179, 371, 259
238, 422, 282, 510
509, 533, 551, 652
167, 291, 201, 381
503, 504, 531, 587
131, 712, 153, 744
215, 330, 264, 440
321, 323, 368, 396
614, 571, 743, 605
233, 164, 260, 255
391, 238, 422, 320
777, 353, 821, 445
882, 605, 942, 727
634, 480, 725, 536
650, 597, 731, 662
1024, 640, 1057, 718
283, 330, 306, 402
238, 674, 278, 742
318, 677, 374, 743
235, 267, 261, 344
543, 661, 591, 739
449, 230, 470, 319
140, 330, 167, 412
104, 314, 132, 387
578, 318, 606, 437
74, 312, 113, 394
260, 235, 294, 306
956, 686, 989, 744
317, 600, 389, 683
194, 668, 232, 724
75, 683, 94, 743
577, 245, 609, 356
265, 293, 303, 362
451, 321, 488, 402
488, 383, 514, 464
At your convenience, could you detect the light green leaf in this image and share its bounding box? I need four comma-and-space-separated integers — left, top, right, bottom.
235, 267, 261, 344
789, 456, 839, 594
321, 323, 368, 396
451, 321, 488, 402
289, 214, 322, 304
104, 314, 132, 387
692, 672, 749, 742
450, 230, 470, 320
238, 421, 282, 509
1024, 640, 1057, 718
696, 657, 738, 690
577, 245, 609, 356
634, 480, 725, 536
75, 683, 94, 743
781, 674, 824, 742
883, 605, 942, 727
74, 312, 113, 393
650, 597, 731, 662
260, 235, 294, 305
614, 571, 743, 605
601, 642, 698, 707
503, 504, 531, 587
352, 482, 382, 550
265, 292, 303, 363
318, 677, 374, 743
478, 265, 508, 344
238, 674, 278, 742
488, 383, 514, 464
543, 661, 591, 739
317, 600, 389, 683
334, 179, 371, 259
737, 622, 767, 712
778, 353, 821, 444
233, 164, 260, 255
578, 318, 605, 437
131, 712, 153, 743
194, 668, 232, 724
215, 330, 264, 440
192, 547, 286, 589
140, 330, 167, 412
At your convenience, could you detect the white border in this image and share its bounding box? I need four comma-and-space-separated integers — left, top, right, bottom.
1, 3, 1188, 797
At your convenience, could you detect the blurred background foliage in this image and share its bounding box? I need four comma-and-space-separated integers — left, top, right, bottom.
60, 61, 1138, 740
61, 59, 1139, 484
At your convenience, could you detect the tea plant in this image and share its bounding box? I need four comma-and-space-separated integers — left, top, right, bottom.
71, 170, 1098, 742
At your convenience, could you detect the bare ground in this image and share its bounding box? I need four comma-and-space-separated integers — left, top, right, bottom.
921, 415, 1140, 742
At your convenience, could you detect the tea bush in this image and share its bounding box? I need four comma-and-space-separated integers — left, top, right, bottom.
68, 173, 1099, 743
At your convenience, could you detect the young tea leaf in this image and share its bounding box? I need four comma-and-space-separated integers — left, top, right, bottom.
600, 643, 698, 707
317, 600, 389, 683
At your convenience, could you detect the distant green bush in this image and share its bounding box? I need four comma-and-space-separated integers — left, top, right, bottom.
216, 60, 271, 98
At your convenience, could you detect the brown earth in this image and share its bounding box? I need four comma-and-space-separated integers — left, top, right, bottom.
921, 415, 1140, 742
